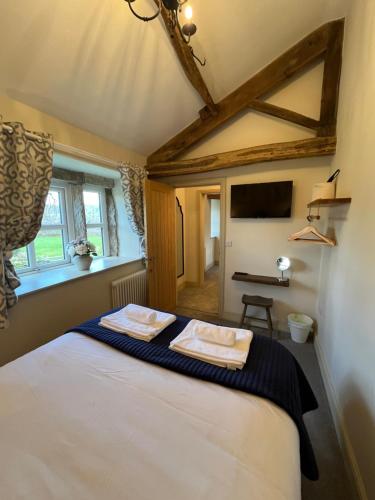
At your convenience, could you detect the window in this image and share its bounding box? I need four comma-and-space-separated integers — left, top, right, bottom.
14, 186, 70, 273
13, 182, 109, 274
83, 187, 109, 257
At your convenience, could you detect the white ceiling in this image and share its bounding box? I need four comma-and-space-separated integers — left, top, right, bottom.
0, 0, 349, 156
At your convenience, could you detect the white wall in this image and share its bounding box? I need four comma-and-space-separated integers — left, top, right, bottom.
314, 3, 375, 498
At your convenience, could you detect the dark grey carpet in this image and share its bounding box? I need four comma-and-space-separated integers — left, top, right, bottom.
278, 334, 357, 500
174, 310, 358, 500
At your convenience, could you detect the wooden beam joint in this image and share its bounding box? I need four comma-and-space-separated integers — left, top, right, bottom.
148, 19, 344, 167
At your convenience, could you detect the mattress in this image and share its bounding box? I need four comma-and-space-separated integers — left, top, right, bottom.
0, 332, 301, 500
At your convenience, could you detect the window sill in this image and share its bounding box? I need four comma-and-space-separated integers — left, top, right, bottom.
17, 257, 143, 298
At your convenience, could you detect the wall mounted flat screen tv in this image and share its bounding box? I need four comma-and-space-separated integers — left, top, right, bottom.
231, 181, 293, 218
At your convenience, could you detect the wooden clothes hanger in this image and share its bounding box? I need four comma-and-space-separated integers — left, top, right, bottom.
288, 225, 336, 246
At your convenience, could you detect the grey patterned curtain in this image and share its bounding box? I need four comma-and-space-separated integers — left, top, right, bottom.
105, 188, 119, 256
0, 122, 53, 329
118, 163, 147, 256
70, 184, 87, 240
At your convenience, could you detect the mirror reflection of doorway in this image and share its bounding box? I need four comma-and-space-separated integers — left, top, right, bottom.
175, 185, 221, 320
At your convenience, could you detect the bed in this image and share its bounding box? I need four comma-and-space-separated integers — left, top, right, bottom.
0, 313, 317, 500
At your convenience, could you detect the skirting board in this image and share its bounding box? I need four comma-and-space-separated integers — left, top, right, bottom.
314, 337, 367, 500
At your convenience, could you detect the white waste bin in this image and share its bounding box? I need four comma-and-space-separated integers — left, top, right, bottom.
288, 314, 313, 343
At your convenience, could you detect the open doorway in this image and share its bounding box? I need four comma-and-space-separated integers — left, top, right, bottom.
175, 184, 222, 319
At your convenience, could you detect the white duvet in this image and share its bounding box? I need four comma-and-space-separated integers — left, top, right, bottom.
0, 333, 301, 500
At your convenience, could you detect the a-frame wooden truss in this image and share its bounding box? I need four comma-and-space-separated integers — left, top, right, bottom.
147, 18, 344, 177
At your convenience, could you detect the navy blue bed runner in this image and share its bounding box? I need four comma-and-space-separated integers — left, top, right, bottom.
71, 310, 319, 480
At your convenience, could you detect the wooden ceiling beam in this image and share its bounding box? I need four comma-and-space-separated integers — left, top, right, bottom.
317, 19, 344, 136
148, 20, 343, 165
155, 1, 217, 116
248, 100, 321, 130
148, 137, 336, 177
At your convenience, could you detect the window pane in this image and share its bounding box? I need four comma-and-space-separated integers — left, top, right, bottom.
84, 191, 102, 224
42, 190, 63, 225
12, 247, 29, 270
87, 227, 103, 256
34, 229, 65, 266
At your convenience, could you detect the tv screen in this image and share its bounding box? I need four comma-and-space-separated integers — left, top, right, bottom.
231, 181, 293, 218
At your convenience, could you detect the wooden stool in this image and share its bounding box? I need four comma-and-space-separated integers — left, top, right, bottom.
240, 294, 274, 338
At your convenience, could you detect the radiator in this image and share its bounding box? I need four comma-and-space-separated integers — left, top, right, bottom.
111, 270, 147, 308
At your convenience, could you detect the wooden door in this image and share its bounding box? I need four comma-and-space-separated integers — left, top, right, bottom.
145, 179, 176, 311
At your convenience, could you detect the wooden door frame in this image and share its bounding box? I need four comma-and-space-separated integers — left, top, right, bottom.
170, 177, 226, 318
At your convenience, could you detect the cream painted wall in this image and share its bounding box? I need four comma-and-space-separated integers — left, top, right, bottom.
0, 96, 146, 366
181, 63, 323, 159
168, 164, 331, 330
0, 94, 145, 166
0, 260, 143, 366
224, 163, 330, 329
314, 3, 375, 498
163, 64, 332, 329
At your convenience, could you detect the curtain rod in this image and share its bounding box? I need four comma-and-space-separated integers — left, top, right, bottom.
2, 123, 43, 142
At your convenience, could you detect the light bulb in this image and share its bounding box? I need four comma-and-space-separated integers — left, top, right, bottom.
184, 5, 193, 21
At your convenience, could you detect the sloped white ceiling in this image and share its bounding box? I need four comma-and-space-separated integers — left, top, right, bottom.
0, 0, 349, 155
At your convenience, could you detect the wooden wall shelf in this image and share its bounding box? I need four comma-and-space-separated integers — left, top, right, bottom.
232, 272, 290, 287
307, 197, 352, 208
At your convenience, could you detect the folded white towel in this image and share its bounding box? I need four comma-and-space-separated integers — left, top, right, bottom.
170, 320, 253, 370
100, 308, 176, 342
123, 304, 157, 325
194, 324, 236, 347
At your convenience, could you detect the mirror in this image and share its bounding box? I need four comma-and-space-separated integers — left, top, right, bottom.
276, 256, 291, 281
176, 197, 184, 278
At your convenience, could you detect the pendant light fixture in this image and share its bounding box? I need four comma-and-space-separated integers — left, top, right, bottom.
124, 0, 205, 65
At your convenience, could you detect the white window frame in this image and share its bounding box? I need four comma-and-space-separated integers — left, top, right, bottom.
15, 181, 111, 275
17, 182, 72, 274
83, 185, 110, 258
